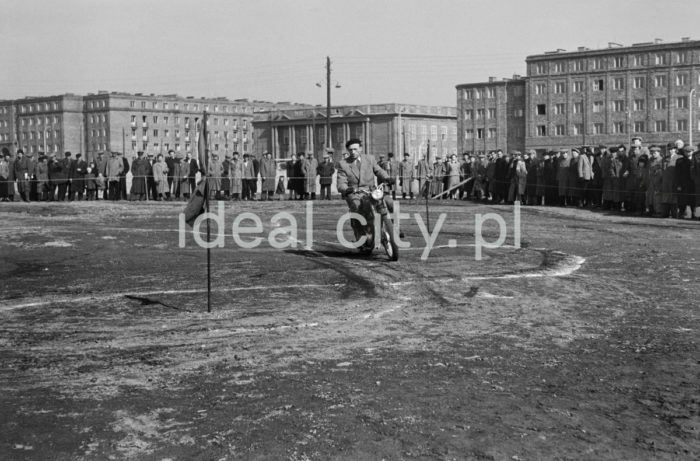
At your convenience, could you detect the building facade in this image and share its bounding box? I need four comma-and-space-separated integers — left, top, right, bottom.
456, 77, 526, 155
456, 38, 700, 153
253, 103, 458, 163
0, 92, 305, 161
526, 38, 700, 151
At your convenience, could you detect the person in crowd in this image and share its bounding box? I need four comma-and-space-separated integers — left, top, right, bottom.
415, 154, 432, 199
387, 152, 400, 200
431, 155, 444, 199
106, 151, 123, 201
5, 152, 16, 201
176, 154, 190, 200
252, 153, 261, 199
14, 149, 33, 202
0, 153, 9, 201
259, 151, 276, 201
577, 147, 594, 207
242, 153, 256, 200
34, 155, 49, 201
186, 152, 199, 197
660, 145, 678, 218
147, 153, 157, 200
556, 150, 570, 206
692, 148, 700, 220
153, 153, 169, 201
399, 153, 414, 200
646, 146, 664, 217
446, 154, 461, 199
317, 152, 336, 200
119, 152, 130, 200
229, 151, 243, 201
632, 153, 650, 215
471, 153, 487, 200
85, 161, 97, 201
130, 151, 149, 201
207, 153, 223, 200
459, 153, 473, 200
220, 153, 231, 200
95, 152, 108, 200
675, 146, 695, 219
304, 152, 318, 200
70, 153, 87, 201
567, 148, 582, 207
165, 149, 177, 200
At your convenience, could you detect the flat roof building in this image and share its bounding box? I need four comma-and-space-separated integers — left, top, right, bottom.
253, 103, 458, 163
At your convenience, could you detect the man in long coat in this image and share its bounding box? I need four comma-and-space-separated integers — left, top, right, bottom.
153, 153, 169, 201
130, 151, 149, 201
118, 153, 130, 200
14, 149, 33, 202
556, 150, 570, 206
207, 153, 224, 200
229, 152, 243, 200
399, 153, 414, 199
95, 152, 108, 199
415, 155, 433, 199
69, 153, 87, 200
186, 152, 199, 197
304, 152, 318, 200
106, 151, 123, 201
260, 151, 276, 200
220, 154, 231, 199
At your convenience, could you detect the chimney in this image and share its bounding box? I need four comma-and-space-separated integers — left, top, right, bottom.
654, 38, 663, 44
488, 76, 497, 82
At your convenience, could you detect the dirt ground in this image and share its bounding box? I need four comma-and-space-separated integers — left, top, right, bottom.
0, 198, 698, 460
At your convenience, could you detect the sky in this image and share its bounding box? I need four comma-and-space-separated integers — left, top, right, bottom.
2, 0, 699, 107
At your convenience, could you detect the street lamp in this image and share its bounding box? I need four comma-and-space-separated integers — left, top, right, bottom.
315, 56, 341, 155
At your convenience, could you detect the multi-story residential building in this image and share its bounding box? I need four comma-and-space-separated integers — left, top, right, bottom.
253, 103, 457, 163
525, 38, 700, 151
0, 92, 306, 161
456, 76, 526, 155
5, 94, 84, 156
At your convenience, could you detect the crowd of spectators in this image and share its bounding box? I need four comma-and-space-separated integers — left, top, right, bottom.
2, 138, 699, 220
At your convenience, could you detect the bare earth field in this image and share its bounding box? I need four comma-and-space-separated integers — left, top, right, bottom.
0, 199, 698, 460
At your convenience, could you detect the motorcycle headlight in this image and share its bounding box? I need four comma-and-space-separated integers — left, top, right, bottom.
371, 188, 384, 201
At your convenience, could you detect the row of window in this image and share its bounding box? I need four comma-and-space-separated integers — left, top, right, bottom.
533, 74, 695, 95
15, 144, 62, 154
123, 129, 249, 141
127, 142, 249, 153
534, 120, 696, 137
462, 86, 524, 100
127, 114, 250, 129
18, 116, 61, 127
19, 130, 61, 140
18, 102, 60, 113
534, 96, 693, 116
463, 109, 525, 120
124, 100, 256, 114
533, 50, 697, 75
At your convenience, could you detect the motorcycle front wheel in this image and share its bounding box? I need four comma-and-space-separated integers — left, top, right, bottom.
381, 215, 399, 261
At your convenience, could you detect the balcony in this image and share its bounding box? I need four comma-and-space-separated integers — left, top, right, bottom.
142, 122, 148, 128
142, 136, 148, 141
131, 121, 136, 128
131, 135, 137, 141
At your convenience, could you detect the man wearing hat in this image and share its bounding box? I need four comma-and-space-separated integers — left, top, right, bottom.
416, 153, 433, 199
106, 151, 123, 201
146, 153, 157, 200
130, 151, 149, 201
13, 149, 33, 202
304, 152, 318, 200
318, 152, 336, 200
399, 152, 414, 199
260, 151, 276, 201
675, 146, 695, 219
241, 153, 256, 200
207, 153, 224, 200
220, 153, 232, 199
163, 149, 177, 200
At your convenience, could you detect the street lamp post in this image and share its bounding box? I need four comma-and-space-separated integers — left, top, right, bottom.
316, 56, 341, 159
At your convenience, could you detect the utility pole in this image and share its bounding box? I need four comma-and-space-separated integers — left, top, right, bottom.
326, 56, 332, 151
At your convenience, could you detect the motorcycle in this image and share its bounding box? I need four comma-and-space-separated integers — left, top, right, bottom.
353, 183, 400, 261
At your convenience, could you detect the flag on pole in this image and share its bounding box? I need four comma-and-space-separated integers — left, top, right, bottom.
184, 113, 209, 226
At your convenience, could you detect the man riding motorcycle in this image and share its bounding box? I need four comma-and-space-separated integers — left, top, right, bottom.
336, 138, 395, 250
